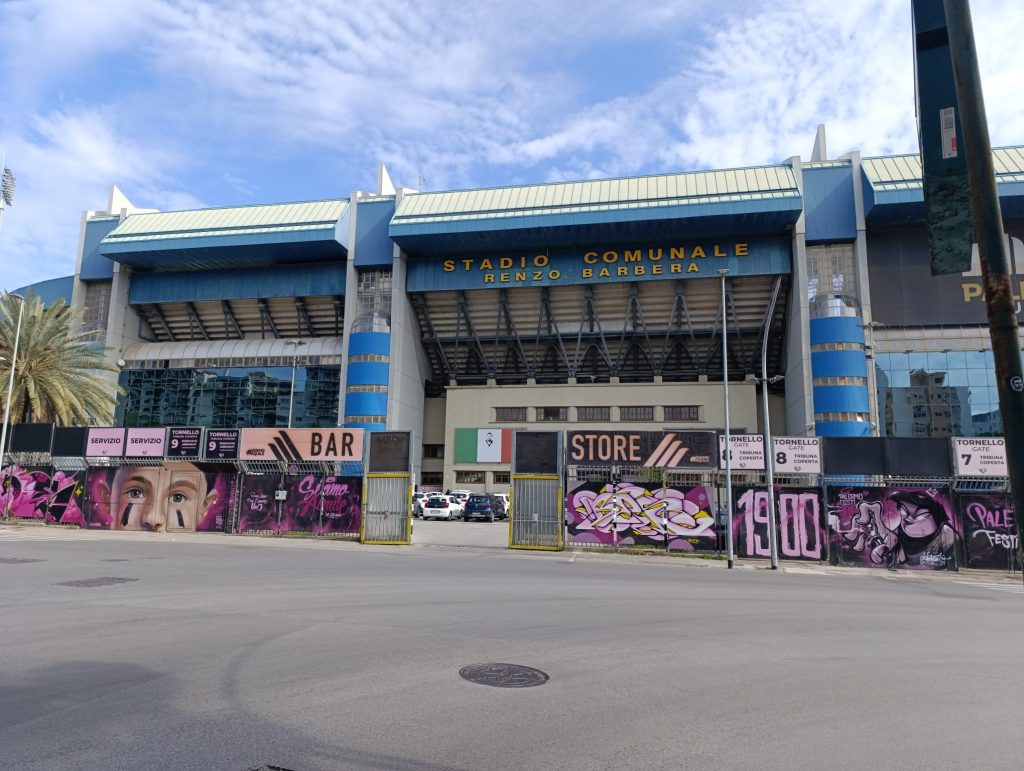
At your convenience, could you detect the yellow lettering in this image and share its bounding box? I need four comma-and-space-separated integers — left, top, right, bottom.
534, 254, 549, 267
647, 248, 662, 261
549, 269, 561, 280
691, 246, 705, 258
500, 257, 513, 269
480, 258, 493, 270
500, 272, 509, 283
533, 270, 543, 281
582, 268, 593, 279
688, 263, 700, 272
635, 265, 645, 276
962, 283, 983, 302
462, 259, 473, 270
443, 260, 455, 272
515, 271, 527, 281
484, 273, 495, 283
670, 247, 686, 260
599, 268, 611, 278
670, 264, 682, 274
652, 265, 663, 275
624, 249, 641, 263
735, 243, 748, 256
714, 244, 725, 257
603, 251, 618, 263
583, 251, 598, 264
617, 266, 628, 276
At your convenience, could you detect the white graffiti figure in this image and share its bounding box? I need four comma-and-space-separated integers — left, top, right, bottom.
572, 483, 714, 539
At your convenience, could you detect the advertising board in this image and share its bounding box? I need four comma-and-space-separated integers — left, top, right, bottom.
239, 428, 364, 463
567, 431, 716, 469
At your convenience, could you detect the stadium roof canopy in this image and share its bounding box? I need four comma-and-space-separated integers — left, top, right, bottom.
390, 165, 803, 254
99, 199, 349, 270
862, 146, 1024, 225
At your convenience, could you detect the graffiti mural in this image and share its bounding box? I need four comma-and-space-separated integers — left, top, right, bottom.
567, 481, 716, 550
828, 487, 959, 570
83, 464, 235, 532
238, 474, 362, 534
957, 493, 1020, 571
733, 488, 826, 561
1, 466, 86, 524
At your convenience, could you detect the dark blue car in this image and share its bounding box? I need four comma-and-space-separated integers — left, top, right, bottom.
463, 494, 506, 522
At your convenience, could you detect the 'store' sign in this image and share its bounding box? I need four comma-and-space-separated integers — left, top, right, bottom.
239, 428, 365, 463
566, 431, 717, 468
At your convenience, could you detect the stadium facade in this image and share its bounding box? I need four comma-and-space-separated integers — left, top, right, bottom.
13, 131, 1024, 492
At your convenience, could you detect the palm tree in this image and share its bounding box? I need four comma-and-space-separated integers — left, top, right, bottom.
0, 291, 121, 426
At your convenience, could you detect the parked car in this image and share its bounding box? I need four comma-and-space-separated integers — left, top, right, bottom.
494, 493, 511, 518
422, 495, 464, 521
447, 489, 472, 503
464, 493, 506, 522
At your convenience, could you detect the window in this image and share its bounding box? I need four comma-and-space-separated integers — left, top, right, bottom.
537, 407, 567, 421
664, 405, 701, 422
577, 406, 610, 421
421, 472, 443, 486
495, 406, 527, 421
812, 377, 868, 387
492, 471, 510, 485
423, 444, 444, 459
620, 406, 654, 421
455, 470, 485, 484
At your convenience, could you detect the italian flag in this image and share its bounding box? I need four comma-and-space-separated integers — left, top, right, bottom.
454, 428, 513, 463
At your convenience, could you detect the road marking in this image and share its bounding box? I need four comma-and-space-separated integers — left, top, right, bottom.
953, 580, 1024, 594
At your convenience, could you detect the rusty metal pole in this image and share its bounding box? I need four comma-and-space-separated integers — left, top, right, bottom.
944, 0, 1024, 580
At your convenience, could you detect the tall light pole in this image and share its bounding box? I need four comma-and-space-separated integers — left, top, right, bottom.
719, 269, 734, 569
761, 278, 783, 570
1, 292, 26, 467
285, 340, 307, 428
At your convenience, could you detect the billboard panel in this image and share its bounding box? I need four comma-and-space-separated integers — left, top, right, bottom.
85, 428, 126, 457
866, 227, 1024, 326
125, 427, 166, 457
567, 431, 716, 469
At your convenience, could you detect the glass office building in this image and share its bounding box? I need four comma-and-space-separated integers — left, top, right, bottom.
116, 365, 342, 429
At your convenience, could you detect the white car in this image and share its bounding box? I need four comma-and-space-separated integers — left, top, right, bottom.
411, 492, 428, 517
421, 495, 464, 520
495, 493, 511, 517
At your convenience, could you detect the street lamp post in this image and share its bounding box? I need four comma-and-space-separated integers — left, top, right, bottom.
719, 269, 734, 569
761, 278, 782, 570
285, 340, 307, 428
1, 292, 25, 464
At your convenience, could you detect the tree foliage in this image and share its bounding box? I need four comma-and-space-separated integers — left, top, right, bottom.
0, 291, 121, 426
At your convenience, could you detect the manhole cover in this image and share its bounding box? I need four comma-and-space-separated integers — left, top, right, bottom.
459, 663, 549, 688
0, 557, 44, 564
55, 577, 139, 588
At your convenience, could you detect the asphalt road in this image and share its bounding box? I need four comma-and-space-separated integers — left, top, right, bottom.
1, 526, 1022, 771
412, 517, 508, 548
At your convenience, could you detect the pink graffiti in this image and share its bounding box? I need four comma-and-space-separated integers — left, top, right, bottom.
571, 482, 714, 539
1, 466, 44, 518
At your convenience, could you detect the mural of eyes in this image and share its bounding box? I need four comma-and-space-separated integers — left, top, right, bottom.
169, 491, 191, 505
125, 487, 147, 501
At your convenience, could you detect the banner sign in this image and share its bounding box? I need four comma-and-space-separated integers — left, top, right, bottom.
772, 437, 822, 474
167, 427, 203, 458
407, 237, 791, 292
85, 428, 126, 458
125, 428, 166, 457
719, 434, 764, 470
204, 429, 240, 460
867, 229, 1024, 326
953, 438, 1007, 477
567, 431, 716, 469
239, 428, 364, 462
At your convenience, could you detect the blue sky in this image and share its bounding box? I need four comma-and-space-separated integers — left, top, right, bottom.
2, 0, 1023, 291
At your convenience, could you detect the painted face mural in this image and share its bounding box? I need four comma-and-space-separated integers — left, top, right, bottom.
957, 493, 1019, 570
828, 487, 959, 569
732, 488, 826, 561
567, 481, 716, 550
84, 464, 233, 532
238, 474, 362, 534
1, 466, 87, 524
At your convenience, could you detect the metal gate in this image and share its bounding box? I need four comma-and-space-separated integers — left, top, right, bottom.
509, 474, 563, 550
361, 473, 412, 544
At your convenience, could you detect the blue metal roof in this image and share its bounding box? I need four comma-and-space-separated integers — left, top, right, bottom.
13, 275, 74, 306
99, 199, 349, 270
128, 264, 346, 304
863, 147, 1024, 225
390, 165, 803, 253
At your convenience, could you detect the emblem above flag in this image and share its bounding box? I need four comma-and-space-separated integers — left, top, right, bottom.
454, 428, 513, 463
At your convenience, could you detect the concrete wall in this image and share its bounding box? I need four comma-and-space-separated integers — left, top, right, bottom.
440, 380, 758, 492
